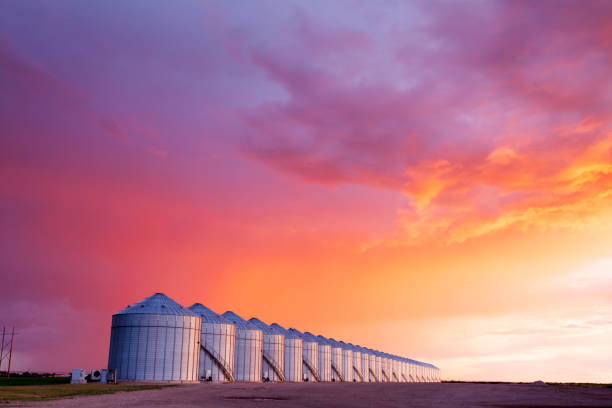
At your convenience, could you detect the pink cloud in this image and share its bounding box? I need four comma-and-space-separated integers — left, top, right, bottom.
240, 1, 612, 243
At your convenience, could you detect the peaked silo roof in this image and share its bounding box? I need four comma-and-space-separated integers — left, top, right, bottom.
249, 317, 280, 334
115, 293, 197, 316
221, 311, 258, 329
270, 323, 301, 339
316, 335, 333, 345
288, 328, 308, 340
188, 303, 229, 323
303, 331, 324, 343
328, 338, 351, 349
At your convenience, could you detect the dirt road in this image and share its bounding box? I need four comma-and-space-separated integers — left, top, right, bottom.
7, 382, 612, 408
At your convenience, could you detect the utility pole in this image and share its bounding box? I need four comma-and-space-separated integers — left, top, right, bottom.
7, 327, 14, 378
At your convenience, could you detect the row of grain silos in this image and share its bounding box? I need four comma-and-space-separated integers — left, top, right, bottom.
107, 293, 441, 383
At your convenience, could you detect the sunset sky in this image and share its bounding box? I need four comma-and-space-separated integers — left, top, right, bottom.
1, 1, 611, 382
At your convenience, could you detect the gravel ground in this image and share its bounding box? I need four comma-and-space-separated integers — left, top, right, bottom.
5, 382, 612, 408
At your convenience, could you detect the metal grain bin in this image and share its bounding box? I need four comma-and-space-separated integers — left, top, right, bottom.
408, 359, 417, 382
288, 328, 319, 382
355, 345, 371, 382
317, 335, 344, 382
108, 293, 201, 382
304, 332, 331, 382
188, 303, 235, 382
388, 354, 399, 382
330, 339, 353, 382
249, 318, 285, 382
221, 311, 263, 382
374, 350, 389, 382
400, 358, 408, 382
270, 323, 303, 382
347, 343, 363, 382
362, 347, 378, 382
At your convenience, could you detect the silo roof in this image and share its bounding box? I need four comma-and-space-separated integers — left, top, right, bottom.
188, 303, 229, 323
316, 335, 333, 345
221, 311, 259, 329
249, 317, 281, 334
115, 293, 197, 316
303, 331, 325, 344
328, 338, 351, 349
270, 323, 301, 339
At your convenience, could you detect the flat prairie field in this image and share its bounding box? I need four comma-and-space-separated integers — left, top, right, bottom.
2, 382, 611, 408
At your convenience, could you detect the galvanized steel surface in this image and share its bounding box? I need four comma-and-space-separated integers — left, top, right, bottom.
305, 332, 331, 382
108, 293, 201, 382
221, 311, 263, 382
270, 323, 303, 382
289, 328, 319, 382
189, 303, 235, 382
249, 318, 285, 382
349, 344, 363, 382
109, 293, 441, 384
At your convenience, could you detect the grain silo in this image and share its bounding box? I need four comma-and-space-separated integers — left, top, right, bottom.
289, 328, 319, 381
248, 318, 285, 382
363, 347, 378, 382
414, 361, 423, 382
347, 343, 363, 382
304, 332, 332, 382
365, 347, 381, 382
221, 311, 263, 382
400, 358, 408, 382
355, 345, 371, 382
318, 335, 344, 381
408, 359, 417, 382
188, 303, 235, 382
269, 323, 303, 382
375, 351, 389, 381
108, 293, 201, 382
389, 354, 400, 382
330, 339, 353, 382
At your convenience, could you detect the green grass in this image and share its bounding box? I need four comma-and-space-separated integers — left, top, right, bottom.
0, 383, 175, 403
0, 377, 70, 386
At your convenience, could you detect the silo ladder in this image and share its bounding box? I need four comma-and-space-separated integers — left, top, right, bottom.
200, 344, 234, 382
262, 351, 285, 382
381, 369, 390, 382
303, 358, 320, 382
331, 363, 344, 382
353, 366, 364, 382
368, 368, 378, 382
392, 372, 399, 382
401, 373, 408, 382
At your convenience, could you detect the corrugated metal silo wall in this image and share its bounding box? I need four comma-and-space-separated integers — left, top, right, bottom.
367, 352, 377, 381
392, 358, 400, 382
234, 328, 263, 382
341, 349, 353, 382
283, 337, 303, 381
318, 344, 332, 381
360, 351, 370, 382
200, 321, 235, 381
352, 350, 362, 381
108, 313, 201, 382
262, 333, 284, 381
375, 355, 382, 382
331, 346, 343, 381
302, 341, 319, 381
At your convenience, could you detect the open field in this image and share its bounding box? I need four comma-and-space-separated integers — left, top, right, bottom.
2, 382, 612, 407
0, 383, 174, 404
0, 378, 70, 387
